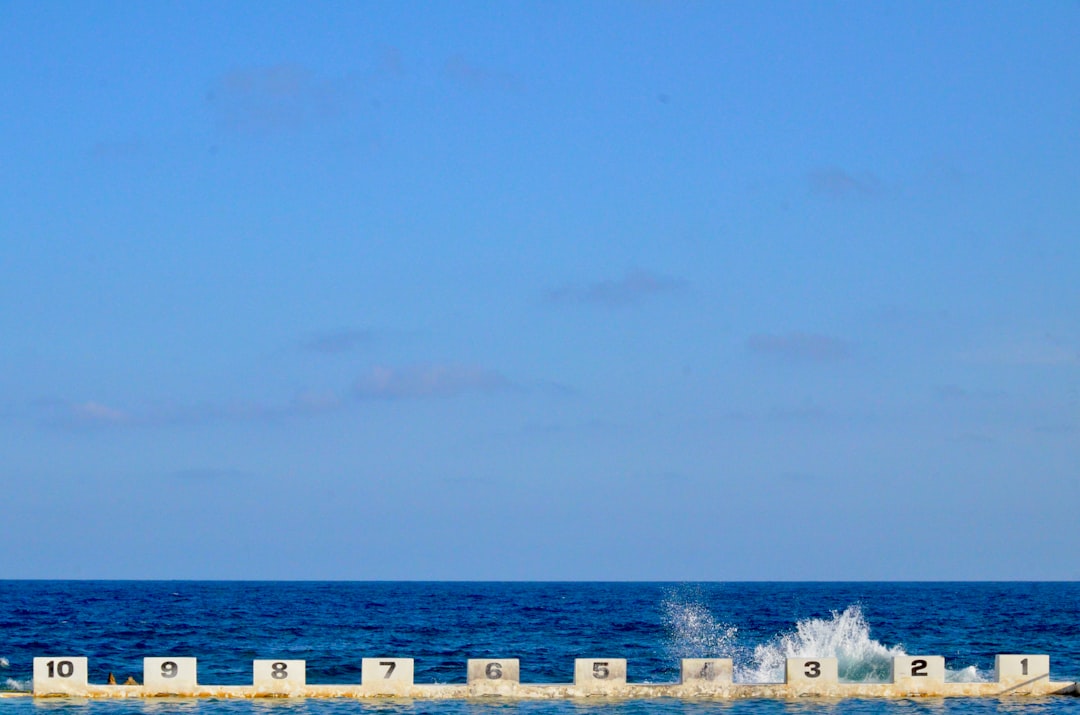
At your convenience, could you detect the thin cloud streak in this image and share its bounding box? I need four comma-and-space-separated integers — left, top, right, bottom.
299, 328, 373, 354
807, 167, 883, 199
206, 64, 346, 134
353, 364, 513, 400
444, 54, 520, 91
547, 270, 688, 307
746, 332, 852, 362
47, 363, 517, 430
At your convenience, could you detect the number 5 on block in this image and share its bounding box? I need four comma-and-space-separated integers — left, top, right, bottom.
253, 659, 306, 693
33, 657, 89, 695
574, 658, 627, 691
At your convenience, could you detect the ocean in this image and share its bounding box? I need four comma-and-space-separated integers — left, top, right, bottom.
2, 582, 1078, 713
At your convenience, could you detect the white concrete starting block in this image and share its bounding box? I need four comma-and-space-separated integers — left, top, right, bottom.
786, 657, 839, 689
33, 657, 88, 696
254, 659, 306, 694
892, 656, 945, 691
467, 659, 520, 685
144, 657, 198, 695
996, 654, 1050, 686
574, 658, 627, 692
361, 658, 414, 694
680, 658, 733, 687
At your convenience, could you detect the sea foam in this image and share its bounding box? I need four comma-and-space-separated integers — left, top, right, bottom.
662, 594, 986, 683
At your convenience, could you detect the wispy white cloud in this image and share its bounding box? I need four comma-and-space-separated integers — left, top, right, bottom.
70, 401, 130, 425
547, 270, 688, 307
444, 54, 520, 91
299, 328, 373, 354
746, 332, 852, 362
807, 167, 883, 199
50, 392, 339, 430
43, 361, 521, 431
958, 339, 1079, 367
169, 468, 252, 482
206, 64, 347, 134
353, 364, 513, 399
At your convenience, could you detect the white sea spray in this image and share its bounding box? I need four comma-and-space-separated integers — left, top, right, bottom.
662, 595, 739, 659
661, 596, 986, 683
946, 664, 987, 683
745, 605, 904, 682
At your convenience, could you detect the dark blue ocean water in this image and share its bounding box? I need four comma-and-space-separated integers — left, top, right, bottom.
2, 582, 1079, 714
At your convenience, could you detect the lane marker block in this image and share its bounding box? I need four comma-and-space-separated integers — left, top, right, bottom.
32, 657, 88, 696
574, 658, 627, 692
361, 658, 414, 694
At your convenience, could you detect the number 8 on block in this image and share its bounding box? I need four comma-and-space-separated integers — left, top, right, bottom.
253, 659, 306, 692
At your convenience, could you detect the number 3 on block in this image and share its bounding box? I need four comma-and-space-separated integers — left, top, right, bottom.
785, 658, 838, 684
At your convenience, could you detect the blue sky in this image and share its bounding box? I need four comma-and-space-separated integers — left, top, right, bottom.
1, 1, 1077, 580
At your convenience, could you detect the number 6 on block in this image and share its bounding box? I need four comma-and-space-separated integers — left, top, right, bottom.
361, 658, 414, 693
143, 657, 198, 694
33, 657, 89, 695
253, 660, 306, 692
467, 659, 521, 685
574, 658, 627, 691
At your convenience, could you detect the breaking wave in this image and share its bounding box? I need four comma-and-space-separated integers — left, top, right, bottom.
662, 594, 986, 683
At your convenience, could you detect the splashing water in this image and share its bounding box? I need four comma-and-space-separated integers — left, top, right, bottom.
4, 677, 30, 692
662, 596, 739, 659
0, 657, 9, 667
746, 605, 905, 682
662, 596, 986, 684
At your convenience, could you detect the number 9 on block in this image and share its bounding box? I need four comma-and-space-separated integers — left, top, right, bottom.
143, 657, 198, 694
